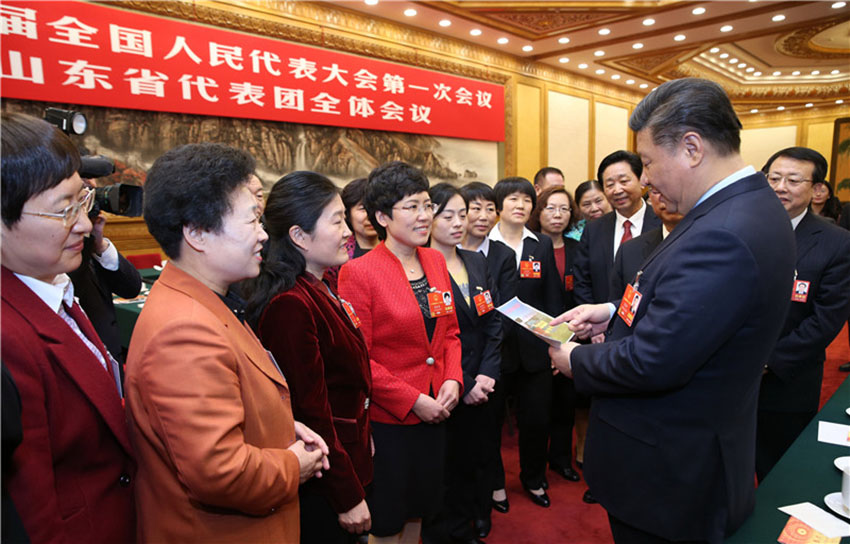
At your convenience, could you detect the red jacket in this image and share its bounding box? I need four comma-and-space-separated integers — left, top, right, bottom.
338, 243, 463, 425
1, 266, 135, 544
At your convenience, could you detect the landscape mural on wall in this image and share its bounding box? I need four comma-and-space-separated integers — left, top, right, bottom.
1, 99, 499, 191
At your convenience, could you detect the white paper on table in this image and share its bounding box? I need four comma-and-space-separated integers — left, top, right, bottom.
818, 421, 850, 447
778, 502, 850, 538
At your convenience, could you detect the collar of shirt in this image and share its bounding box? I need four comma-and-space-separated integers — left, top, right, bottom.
662, 225, 672, 239
488, 223, 538, 245
615, 200, 647, 233
459, 236, 491, 256
217, 289, 248, 324
790, 208, 807, 231
693, 165, 756, 209
14, 273, 75, 313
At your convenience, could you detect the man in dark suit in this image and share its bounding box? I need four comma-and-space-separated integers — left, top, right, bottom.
574, 150, 661, 307
550, 78, 795, 543
533, 166, 565, 195
839, 202, 850, 372
756, 147, 850, 480
610, 187, 684, 300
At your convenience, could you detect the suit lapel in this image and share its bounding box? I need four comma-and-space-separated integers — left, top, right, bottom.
453, 251, 478, 323
794, 212, 823, 264
601, 213, 616, 266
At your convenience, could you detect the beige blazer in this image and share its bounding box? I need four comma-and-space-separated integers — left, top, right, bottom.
125, 263, 301, 543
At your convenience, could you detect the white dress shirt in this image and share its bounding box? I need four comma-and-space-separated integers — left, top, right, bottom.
613, 200, 648, 259
489, 223, 538, 269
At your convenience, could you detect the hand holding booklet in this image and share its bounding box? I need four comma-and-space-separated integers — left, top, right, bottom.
497, 296, 575, 346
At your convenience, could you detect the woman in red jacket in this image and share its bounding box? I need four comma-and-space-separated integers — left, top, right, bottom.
338, 161, 463, 544
244, 171, 373, 544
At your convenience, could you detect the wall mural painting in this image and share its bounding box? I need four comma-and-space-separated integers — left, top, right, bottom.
2, 99, 499, 192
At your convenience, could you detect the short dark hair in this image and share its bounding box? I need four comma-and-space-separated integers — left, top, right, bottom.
144, 143, 256, 259
460, 181, 496, 205
493, 177, 537, 212
597, 150, 642, 185
429, 182, 468, 215
363, 161, 430, 240
533, 167, 564, 186
341, 177, 368, 230
243, 170, 339, 328
574, 179, 604, 206
629, 78, 742, 156
528, 186, 577, 233
761, 146, 828, 186
1, 112, 81, 228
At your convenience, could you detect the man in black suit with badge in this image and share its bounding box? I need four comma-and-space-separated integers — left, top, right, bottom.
756, 147, 850, 481
549, 78, 795, 544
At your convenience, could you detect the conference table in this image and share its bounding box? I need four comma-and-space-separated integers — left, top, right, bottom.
726, 376, 850, 543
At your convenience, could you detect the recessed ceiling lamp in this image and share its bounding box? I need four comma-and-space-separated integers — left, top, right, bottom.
595, 69, 605, 75
578, 63, 588, 69
626, 79, 635, 84
738, 63, 747, 68
710, 47, 720, 53
773, 71, 781, 76
364, 0, 378, 5
612, 74, 621, 80
643, 18, 656, 26
838, 99, 846, 104
599, 28, 611, 36
832, 2, 846, 8
558, 37, 570, 44
674, 34, 686, 41
403, 8, 417, 16
750, 108, 759, 113
729, 58, 739, 64
719, 53, 729, 59
633, 43, 644, 49
470, 29, 482, 36
805, 103, 813, 107
497, 37, 509, 45
772, 14, 786, 22
777, 106, 785, 111
439, 19, 451, 27
559, 57, 569, 63
522, 45, 534, 52
831, 69, 841, 74
594, 50, 605, 57
792, 70, 800, 75
720, 25, 734, 32
753, 71, 762, 76
639, 83, 649, 88
692, 7, 706, 15
811, 70, 820, 75
746, 67, 755, 73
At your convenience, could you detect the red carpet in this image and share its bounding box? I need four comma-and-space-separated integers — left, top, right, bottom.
485, 324, 850, 543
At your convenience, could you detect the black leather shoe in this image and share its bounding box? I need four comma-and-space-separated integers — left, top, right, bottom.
522, 484, 550, 508
474, 518, 491, 538
551, 464, 581, 482
576, 461, 583, 469
491, 497, 509, 514
582, 490, 598, 504
840, 361, 850, 372
541, 478, 549, 490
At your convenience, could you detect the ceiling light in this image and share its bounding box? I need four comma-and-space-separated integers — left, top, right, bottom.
777, 106, 785, 111
612, 74, 621, 80
643, 18, 656, 26
805, 103, 813, 107
750, 108, 759, 113
738, 63, 747, 68
633, 43, 644, 49
831, 69, 841, 74
403, 8, 416, 16
599, 28, 611, 36
626, 79, 635, 84
772, 14, 786, 22
470, 28, 482, 36
838, 99, 846, 104
791, 70, 800, 75
720, 53, 729, 59
811, 70, 820, 75
639, 83, 649, 89
364, 0, 378, 4
729, 58, 739, 64
832, 2, 846, 8
773, 71, 781, 76
595, 69, 605, 75
559, 57, 569, 63
594, 50, 605, 57
674, 34, 686, 41
692, 7, 706, 15
746, 67, 755, 73
753, 71, 762, 76
497, 37, 509, 45
438, 19, 451, 27
522, 45, 534, 52
710, 47, 720, 53
720, 25, 734, 32
578, 63, 588, 69
558, 37, 570, 44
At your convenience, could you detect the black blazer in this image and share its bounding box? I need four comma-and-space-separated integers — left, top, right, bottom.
557, 237, 580, 310
500, 233, 564, 374
68, 239, 142, 361
484, 239, 517, 306
451, 249, 503, 394
571, 173, 795, 542
609, 227, 664, 302
760, 212, 850, 413
839, 202, 850, 230
573, 205, 661, 305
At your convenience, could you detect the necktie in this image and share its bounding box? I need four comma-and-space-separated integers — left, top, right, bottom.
63, 302, 116, 383
621, 220, 633, 245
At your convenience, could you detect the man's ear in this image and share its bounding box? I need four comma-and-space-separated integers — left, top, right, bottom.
183, 225, 207, 253
681, 132, 705, 167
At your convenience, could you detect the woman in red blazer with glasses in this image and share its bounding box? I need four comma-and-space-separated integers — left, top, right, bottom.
338, 161, 463, 544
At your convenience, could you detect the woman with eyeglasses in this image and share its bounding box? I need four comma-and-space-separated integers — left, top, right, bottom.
1, 112, 136, 543
528, 187, 582, 486
338, 162, 463, 544
242, 171, 373, 544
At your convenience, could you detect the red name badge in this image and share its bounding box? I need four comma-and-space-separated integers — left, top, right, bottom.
791, 279, 810, 303
473, 290, 495, 316
341, 299, 361, 328
428, 290, 455, 317
564, 274, 574, 291
617, 283, 643, 327
520, 260, 542, 279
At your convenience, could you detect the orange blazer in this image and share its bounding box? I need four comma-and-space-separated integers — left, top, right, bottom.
338, 243, 463, 425
125, 263, 301, 543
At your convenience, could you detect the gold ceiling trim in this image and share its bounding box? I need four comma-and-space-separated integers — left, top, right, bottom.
774, 18, 850, 59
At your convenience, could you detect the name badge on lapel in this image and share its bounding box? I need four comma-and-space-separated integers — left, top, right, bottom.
791, 279, 810, 303
520, 257, 541, 279
617, 271, 643, 327
340, 299, 361, 328
473, 287, 495, 316
428, 289, 455, 317
564, 274, 574, 291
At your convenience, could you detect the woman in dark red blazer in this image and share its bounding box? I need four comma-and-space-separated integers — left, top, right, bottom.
338, 161, 463, 543
244, 171, 373, 543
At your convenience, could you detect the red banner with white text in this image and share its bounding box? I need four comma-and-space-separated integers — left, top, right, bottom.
0, 1, 504, 141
